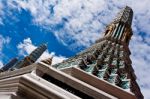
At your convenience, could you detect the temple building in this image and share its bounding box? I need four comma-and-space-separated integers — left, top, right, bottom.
0, 6, 143, 99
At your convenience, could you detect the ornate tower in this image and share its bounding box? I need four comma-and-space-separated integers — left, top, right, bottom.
53, 6, 143, 99
0, 58, 18, 72
12, 43, 47, 69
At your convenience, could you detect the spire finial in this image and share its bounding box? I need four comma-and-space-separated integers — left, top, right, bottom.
113, 6, 133, 26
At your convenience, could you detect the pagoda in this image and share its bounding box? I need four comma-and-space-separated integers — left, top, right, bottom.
53, 6, 143, 99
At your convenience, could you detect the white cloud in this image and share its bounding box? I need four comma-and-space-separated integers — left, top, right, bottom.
17, 38, 67, 65
17, 38, 36, 56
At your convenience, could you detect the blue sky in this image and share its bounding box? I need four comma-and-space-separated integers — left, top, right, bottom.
0, 0, 150, 98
